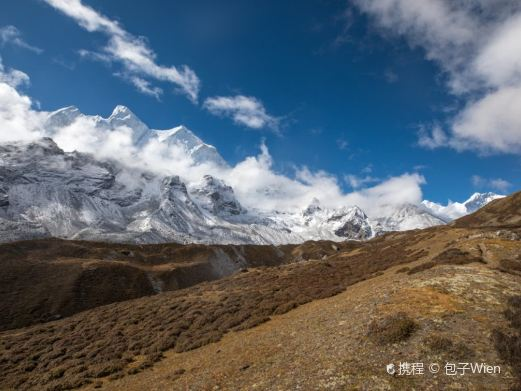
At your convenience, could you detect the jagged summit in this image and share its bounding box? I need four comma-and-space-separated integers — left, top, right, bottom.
303, 197, 322, 216
45, 106, 82, 130
190, 175, 246, 217
43, 105, 228, 166
464, 192, 504, 213
422, 192, 504, 221
109, 105, 134, 118
155, 125, 227, 167
452, 190, 520, 228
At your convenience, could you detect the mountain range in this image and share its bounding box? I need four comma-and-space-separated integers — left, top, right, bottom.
0, 105, 504, 244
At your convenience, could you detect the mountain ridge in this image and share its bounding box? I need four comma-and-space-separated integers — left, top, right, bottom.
0, 105, 503, 244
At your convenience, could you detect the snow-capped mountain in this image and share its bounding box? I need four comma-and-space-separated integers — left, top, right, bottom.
0, 137, 382, 244
421, 192, 504, 221
45, 105, 227, 167
0, 105, 501, 244
373, 204, 449, 232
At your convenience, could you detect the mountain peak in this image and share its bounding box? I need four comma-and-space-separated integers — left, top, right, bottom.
463, 192, 504, 213
109, 105, 135, 119
303, 198, 321, 216
45, 106, 82, 132
155, 125, 199, 142
466, 192, 501, 202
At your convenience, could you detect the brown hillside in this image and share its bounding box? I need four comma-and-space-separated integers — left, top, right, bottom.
0, 238, 355, 331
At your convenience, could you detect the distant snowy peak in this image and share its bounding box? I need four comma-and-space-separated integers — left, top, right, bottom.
45, 106, 81, 130
326, 206, 373, 240
302, 197, 322, 216
422, 192, 504, 221
107, 105, 150, 145
374, 203, 447, 233
155, 126, 227, 167
109, 105, 135, 119
156, 125, 203, 148
44, 105, 227, 167
297, 199, 373, 240
464, 192, 504, 213
190, 175, 246, 217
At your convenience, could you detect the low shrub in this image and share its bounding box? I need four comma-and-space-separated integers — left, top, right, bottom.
368, 312, 419, 345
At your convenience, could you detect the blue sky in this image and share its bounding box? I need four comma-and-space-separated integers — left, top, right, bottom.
1, 0, 519, 204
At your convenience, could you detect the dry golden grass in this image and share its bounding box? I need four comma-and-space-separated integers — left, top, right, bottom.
2, 238, 351, 332
407, 248, 485, 275
0, 232, 428, 390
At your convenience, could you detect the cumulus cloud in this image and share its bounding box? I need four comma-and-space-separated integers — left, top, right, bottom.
417, 124, 448, 149
0, 60, 44, 142
344, 174, 379, 189
116, 73, 163, 99
0, 25, 43, 54
352, 0, 521, 155
471, 175, 511, 193
218, 144, 424, 214
342, 173, 425, 216
43, 0, 200, 102
451, 86, 521, 153
0, 57, 30, 88
203, 95, 279, 130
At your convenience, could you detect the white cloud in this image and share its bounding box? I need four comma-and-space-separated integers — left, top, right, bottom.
43, 0, 200, 102
344, 174, 379, 189
116, 73, 163, 99
473, 13, 521, 89
352, 0, 521, 155
0, 25, 43, 54
0, 57, 30, 88
451, 86, 521, 154
490, 179, 512, 193
417, 124, 448, 150
0, 60, 44, 142
471, 175, 511, 193
219, 143, 424, 214
203, 95, 279, 130
78, 48, 112, 64
342, 173, 425, 217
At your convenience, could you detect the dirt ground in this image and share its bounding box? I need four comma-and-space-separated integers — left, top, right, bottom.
89, 232, 521, 390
